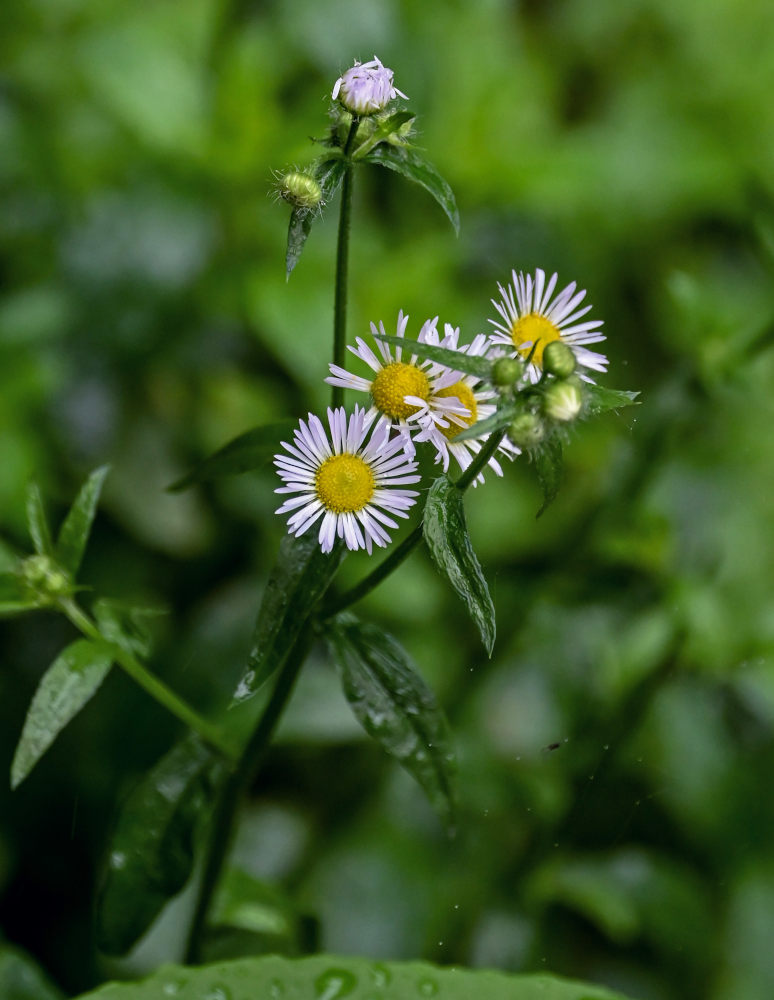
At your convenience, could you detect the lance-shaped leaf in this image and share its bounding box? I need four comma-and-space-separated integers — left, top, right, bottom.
585, 385, 641, 415
0, 941, 65, 1000
11, 639, 113, 789
96, 733, 227, 955
325, 615, 456, 828
370, 331, 492, 380
363, 144, 460, 234
0, 571, 38, 616
25, 482, 53, 556
351, 110, 416, 159
232, 531, 345, 705
454, 403, 519, 443
72, 953, 636, 1000
286, 158, 347, 277
423, 477, 496, 656
534, 435, 563, 518
169, 420, 296, 492
55, 465, 109, 576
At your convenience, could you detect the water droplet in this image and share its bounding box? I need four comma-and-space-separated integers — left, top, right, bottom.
418, 979, 439, 997
603, 744, 609, 750
204, 986, 232, 1000
110, 851, 127, 870
371, 965, 391, 988
315, 968, 357, 1000
453, 903, 459, 910
162, 980, 186, 996
268, 979, 284, 999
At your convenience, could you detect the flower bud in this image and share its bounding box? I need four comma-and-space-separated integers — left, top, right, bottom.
19, 554, 70, 603
279, 171, 323, 212
492, 357, 523, 388
542, 378, 584, 423
332, 56, 407, 115
542, 340, 576, 378
508, 412, 546, 449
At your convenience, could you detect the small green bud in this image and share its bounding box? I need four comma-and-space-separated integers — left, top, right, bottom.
508, 412, 546, 449
279, 171, 323, 211
492, 357, 524, 388
543, 377, 584, 423
542, 340, 576, 378
19, 554, 71, 603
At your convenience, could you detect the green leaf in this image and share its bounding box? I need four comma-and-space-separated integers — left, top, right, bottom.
25, 482, 53, 556
232, 531, 345, 705
94, 599, 164, 658
55, 465, 109, 576
370, 331, 492, 380
168, 421, 297, 492
96, 733, 227, 955
10, 639, 113, 789
534, 436, 564, 518
325, 615, 456, 828
0, 572, 37, 617
423, 477, 496, 655
0, 941, 65, 1000
351, 111, 416, 159
584, 385, 641, 415
363, 143, 460, 234
453, 403, 518, 443
72, 954, 636, 999
286, 158, 347, 277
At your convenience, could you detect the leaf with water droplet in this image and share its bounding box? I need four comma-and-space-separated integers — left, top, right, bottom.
0, 941, 65, 1000
324, 615, 456, 830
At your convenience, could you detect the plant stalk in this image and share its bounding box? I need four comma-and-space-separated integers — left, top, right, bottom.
331, 117, 360, 408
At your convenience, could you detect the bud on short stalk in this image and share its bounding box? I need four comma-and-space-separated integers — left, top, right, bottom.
543, 377, 584, 423
19, 554, 71, 604
542, 340, 576, 378
508, 412, 546, 449
332, 56, 407, 116
279, 171, 323, 212
492, 357, 523, 388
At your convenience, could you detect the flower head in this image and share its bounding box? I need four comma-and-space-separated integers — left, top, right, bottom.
332, 56, 407, 115
489, 268, 607, 383
326, 311, 470, 455
274, 406, 419, 554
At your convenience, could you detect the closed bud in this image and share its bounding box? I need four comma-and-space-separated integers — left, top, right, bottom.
279, 171, 323, 211
508, 412, 546, 449
543, 378, 584, 423
492, 357, 523, 388
19, 554, 70, 603
542, 340, 576, 378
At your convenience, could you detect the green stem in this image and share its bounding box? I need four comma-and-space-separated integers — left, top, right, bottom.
184, 626, 313, 964
331, 117, 360, 409
60, 598, 237, 761
324, 429, 507, 617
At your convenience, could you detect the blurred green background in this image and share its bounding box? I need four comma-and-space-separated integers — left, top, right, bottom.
3, 0, 774, 998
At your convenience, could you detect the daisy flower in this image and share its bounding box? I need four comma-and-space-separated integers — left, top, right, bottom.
274, 405, 420, 554
332, 56, 407, 115
409, 328, 520, 485
489, 268, 607, 383
326, 311, 470, 455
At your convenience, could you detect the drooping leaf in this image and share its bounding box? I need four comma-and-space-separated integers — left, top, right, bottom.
286, 158, 347, 277
10, 639, 113, 789
325, 615, 456, 828
72, 953, 636, 1000
453, 403, 518, 443
423, 477, 496, 655
96, 733, 227, 955
55, 465, 109, 576
370, 331, 492, 380
584, 385, 641, 415
534, 435, 564, 518
231, 531, 345, 705
25, 482, 53, 556
363, 143, 460, 234
168, 421, 296, 492
351, 110, 416, 159
94, 599, 164, 658
0, 941, 65, 1000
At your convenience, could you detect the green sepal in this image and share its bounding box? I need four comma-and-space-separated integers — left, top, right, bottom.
168, 421, 297, 492
362, 143, 460, 234
25, 482, 53, 556
423, 477, 496, 655
584, 385, 641, 415
534, 435, 564, 518
231, 532, 345, 705
351, 111, 416, 159
71, 953, 636, 1000
325, 614, 456, 830
286, 159, 347, 277
55, 465, 109, 577
96, 733, 227, 955
10, 638, 113, 789
369, 331, 492, 380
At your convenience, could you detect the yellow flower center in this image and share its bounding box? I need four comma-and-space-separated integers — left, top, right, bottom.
436, 382, 478, 440
315, 454, 375, 513
370, 362, 430, 420
511, 313, 561, 367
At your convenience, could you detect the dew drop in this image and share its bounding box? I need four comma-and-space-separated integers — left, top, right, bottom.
204, 985, 232, 1000
315, 968, 357, 1000
371, 964, 391, 988
268, 979, 285, 999
417, 979, 439, 997
162, 980, 186, 996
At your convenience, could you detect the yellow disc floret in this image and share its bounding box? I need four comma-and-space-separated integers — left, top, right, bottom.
370, 362, 430, 420
436, 381, 478, 440
315, 454, 375, 513
511, 314, 561, 367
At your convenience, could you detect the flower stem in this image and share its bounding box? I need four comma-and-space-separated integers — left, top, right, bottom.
331, 117, 360, 408
184, 626, 313, 964
323, 430, 507, 617
59, 598, 238, 761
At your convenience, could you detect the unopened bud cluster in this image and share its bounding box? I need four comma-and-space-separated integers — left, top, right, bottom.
19, 554, 71, 605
